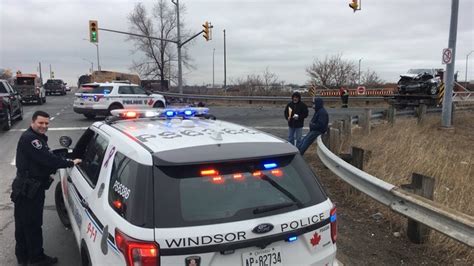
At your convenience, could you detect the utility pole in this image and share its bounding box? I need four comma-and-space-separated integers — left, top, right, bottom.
172, 0, 183, 94
465, 50, 473, 87
358, 58, 363, 85
223, 29, 227, 91
441, 0, 459, 128
212, 48, 215, 88
38, 62, 43, 84
95, 43, 101, 71
49, 64, 52, 79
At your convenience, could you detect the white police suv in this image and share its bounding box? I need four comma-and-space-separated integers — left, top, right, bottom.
73, 82, 166, 119
54, 108, 337, 266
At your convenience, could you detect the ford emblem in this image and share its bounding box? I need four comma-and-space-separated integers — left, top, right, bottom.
252, 223, 274, 234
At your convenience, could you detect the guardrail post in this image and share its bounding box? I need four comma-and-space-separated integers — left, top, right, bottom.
329, 128, 340, 154
387, 105, 396, 125
416, 104, 427, 124
401, 173, 435, 244
360, 108, 372, 134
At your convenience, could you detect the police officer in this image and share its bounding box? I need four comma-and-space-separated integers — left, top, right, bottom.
11, 111, 81, 266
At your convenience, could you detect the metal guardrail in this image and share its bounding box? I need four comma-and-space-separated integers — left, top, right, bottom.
157, 91, 386, 102
316, 136, 474, 247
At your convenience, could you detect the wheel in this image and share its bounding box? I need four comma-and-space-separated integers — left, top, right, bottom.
153, 101, 165, 108
428, 85, 438, 95
108, 104, 123, 115
84, 114, 96, 119
17, 105, 23, 121
3, 109, 12, 131
54, 182, 71, 229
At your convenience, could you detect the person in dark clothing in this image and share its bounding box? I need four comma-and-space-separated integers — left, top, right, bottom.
339, 87, 349, 108
298, 98, 329, 155
11, 111, 81, 266
284, 92, 308, 147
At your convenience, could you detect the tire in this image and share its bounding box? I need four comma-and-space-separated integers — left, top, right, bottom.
153, 101, 165, 108
3, 109, 12, 131
84, 114, 96, 119
108, 104, 123, 115
428, 85, 438, 96
17, 105, 23, 121
54, 182, 71, 229
81, 242, 92, 266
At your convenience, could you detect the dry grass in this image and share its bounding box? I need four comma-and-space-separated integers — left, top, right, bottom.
349, 111, 474, 262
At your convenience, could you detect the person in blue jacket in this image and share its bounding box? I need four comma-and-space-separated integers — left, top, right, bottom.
298, 97, 329, 155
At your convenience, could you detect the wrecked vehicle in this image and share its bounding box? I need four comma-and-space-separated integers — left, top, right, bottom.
397, 69, 442, 96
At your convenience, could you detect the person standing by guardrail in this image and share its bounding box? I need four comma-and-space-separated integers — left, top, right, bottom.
298, 97, 328, 155
284, 92, 308, 147
340, 87, 349, 108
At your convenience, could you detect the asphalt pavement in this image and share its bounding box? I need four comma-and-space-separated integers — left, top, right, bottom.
0, 93, 380, 265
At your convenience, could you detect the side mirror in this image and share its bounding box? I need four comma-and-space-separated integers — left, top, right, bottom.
59, 136, 73, 148
145, 90, 152, 95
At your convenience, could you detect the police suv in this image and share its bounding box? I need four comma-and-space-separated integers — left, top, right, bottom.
54, 108, 337, 266
73, 82, 166, 119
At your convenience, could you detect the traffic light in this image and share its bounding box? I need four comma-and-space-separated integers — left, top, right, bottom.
89, 20, 99, 43
202, 21, 210, 41
349, 0, 359, 12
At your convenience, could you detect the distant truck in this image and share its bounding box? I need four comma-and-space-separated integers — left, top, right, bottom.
13, 73, 46, 105
77, 70, 141, 87
45, 79, 67, 95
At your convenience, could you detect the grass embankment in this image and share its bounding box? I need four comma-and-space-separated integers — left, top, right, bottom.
328, 111, 472, 262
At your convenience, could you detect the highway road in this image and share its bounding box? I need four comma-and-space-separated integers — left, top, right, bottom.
0, 92, 383, 265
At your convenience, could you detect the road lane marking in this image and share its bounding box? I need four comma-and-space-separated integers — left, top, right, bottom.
9, 127, 89, 132
50, 117, 55, 121
56, 112, 60, 115
10, 156, 16, 166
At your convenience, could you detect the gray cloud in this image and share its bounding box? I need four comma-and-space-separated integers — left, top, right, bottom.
1, 0, 473, 86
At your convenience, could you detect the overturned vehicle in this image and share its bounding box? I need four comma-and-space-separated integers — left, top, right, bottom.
397, 69, 442, 96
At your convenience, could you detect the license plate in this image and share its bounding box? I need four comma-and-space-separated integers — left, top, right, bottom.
242, 246, 282, 266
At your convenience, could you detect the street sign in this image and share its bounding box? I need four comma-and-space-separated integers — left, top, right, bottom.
357, 86, 366, 95
442, 48, 452, 65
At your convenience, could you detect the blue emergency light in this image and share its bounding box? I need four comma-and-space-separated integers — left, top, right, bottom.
263, 163, 278, 169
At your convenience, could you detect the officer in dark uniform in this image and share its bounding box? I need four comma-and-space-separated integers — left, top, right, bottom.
11, 111, 81, 266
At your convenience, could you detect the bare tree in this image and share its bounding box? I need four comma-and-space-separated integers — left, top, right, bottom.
0, 68, 12, 80
127, 0, 193, 86
306, 54, 357, 89
362, 69, 385, 87
262, 67, 279, 92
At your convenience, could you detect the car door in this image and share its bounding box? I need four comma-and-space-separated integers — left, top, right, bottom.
6, 82, 22, 115
117, 86, 139, 109
66, 128, 111, 260
131, 86, 154, 108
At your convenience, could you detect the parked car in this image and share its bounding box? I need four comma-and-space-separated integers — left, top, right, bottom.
45, 79, 67, 95
0, 79, 23, 131
54, 108, 337, 266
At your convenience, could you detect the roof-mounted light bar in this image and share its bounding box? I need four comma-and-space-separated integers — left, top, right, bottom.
110, 107, 209, 120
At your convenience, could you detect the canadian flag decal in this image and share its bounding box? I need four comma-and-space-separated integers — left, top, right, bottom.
310, 232, 321, 247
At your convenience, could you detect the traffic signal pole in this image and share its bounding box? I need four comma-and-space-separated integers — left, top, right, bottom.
441, 0, 459, 128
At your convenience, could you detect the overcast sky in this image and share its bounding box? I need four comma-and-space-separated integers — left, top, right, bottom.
1, 0, 473, 87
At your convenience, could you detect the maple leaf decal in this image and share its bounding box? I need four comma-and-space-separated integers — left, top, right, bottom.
310, 232, 321, 246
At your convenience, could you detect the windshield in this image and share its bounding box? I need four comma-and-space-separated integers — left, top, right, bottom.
78, 85, 112, 94
153, 154, 328, 227
16, 77, 35, 86
46, 79, 63, 84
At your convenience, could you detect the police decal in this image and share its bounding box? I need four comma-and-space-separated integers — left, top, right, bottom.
31, 139, 42, 149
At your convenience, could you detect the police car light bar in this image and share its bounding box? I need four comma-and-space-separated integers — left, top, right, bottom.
110, 107, 210, 120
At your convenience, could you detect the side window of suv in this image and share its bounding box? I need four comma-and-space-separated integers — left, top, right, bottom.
0, 82, 8, 93
118, 86, 133, 94
77, 132, 109, 187
108, 151, 153, 227
131, 86, 147, 95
